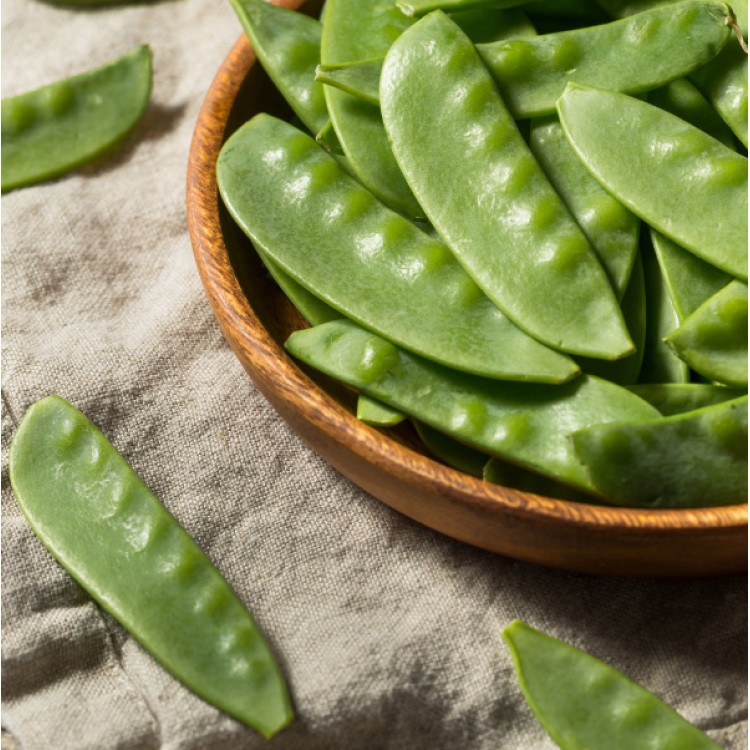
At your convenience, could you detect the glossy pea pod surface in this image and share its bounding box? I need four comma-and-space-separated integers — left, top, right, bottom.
397, 0, 526, 17
629, 382, 746, 415
666, 280, 748, 387
381, 11, 632, 359
2, 45, 152, 192
8, 396, 293, 738
558, 83, 748, 280
285, 319, 660, 495
218, 114, 578, 382
503, 620, 724, 749
572, 395, 748, 506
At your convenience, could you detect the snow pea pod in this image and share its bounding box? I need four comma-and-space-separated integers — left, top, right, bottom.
2, 45, 151, 192
504, 620, 724, 749
484, 458, 596, 501
285, 319, 660, 495
414, 422, 488, 477
558, 82, 748, 280
357, 396, 406, 426
666, 280, 748, 387
381, 12, 632, 359
629, 382, 746, 415
218, 114, 577, 382
228, 0, 328, 133
398, 0, 525, 17
572, 395, 748, 507
8, 396, 293, 737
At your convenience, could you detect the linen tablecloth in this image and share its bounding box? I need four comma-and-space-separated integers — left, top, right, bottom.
2, 1, 747, 747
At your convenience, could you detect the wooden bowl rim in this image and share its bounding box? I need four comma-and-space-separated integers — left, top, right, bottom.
186, 31, 748, 547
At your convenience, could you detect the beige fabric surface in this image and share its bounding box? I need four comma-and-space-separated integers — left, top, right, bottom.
1, 1, 747, 748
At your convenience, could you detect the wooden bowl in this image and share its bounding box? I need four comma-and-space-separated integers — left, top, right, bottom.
186, 6, 747, 577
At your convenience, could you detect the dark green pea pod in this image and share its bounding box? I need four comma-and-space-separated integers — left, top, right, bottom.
8, 396, 293, 737
557, 83, 748, 280
2, 45, 151, 192
285, 319, 660, 495
228, 0, 329, 134
666, 280, 748, 388
357, 396, 406, 426
483, 457, 596, 502
414, 422, 488, 477
629, 382, 746, 415
218, 114, 578, 382
572, 395, 748, 507
504, 620, 724, 749
381, 12, 632, 359
651, 230, 733, 322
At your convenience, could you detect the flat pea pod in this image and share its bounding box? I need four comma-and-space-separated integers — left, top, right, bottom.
666, 280, 748, 388
2, 45, 151, 192
381, 12, 632, 359
315, 119, 344, 155
218, 114, 578, 382
413, 421, 488, 477
8, 396, 293, 737
483, 457, 596, 502
572, 395, 748, 507
557, 83, 748, 280
503, 620, 724, 749
629, 382, 746, 415
357, 396, 406, 426
228, 0, 329, 134
397, 0, 526, 17
285, 319, 660, 495
651, 229, 732, 322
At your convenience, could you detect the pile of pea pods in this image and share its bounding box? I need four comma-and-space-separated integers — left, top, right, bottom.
218, 0, 749, 509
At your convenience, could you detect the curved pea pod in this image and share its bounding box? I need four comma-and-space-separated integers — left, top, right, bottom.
316, 59, 382, 107
666, 280, 748, 388
477, 1, 733, 119
484, 458, 596, 502
651, 230, 732, 322
397, 0, 525, 17
573, 395, 748, 507
381, 12, 632, 359
357, 396, 406, 426
557, 83, 748, 281
414, 422, 488, 477
285, 319, 661, 495
228, 0, 329, 134
503, 620, 724, 749
315, 120, 344, 155
629, 382, 746, 415
2, 45, 151, 192
218, 114, 577, 382
529, 116, 639, 299
8, 396, 293, 737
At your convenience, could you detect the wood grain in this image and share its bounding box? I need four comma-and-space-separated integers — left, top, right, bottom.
186, 6, 747, 577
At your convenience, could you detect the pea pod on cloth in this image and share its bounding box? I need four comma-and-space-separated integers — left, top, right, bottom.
666, 280, 748, 388
285, 319, 660, 496
572, 395, 748, 507
8, 396, 293, 738
381, 11, 632, 359
503, 620, 724, 749
2, 45, 151, 192
558, 82, 748, 280
218, 114, 577, 382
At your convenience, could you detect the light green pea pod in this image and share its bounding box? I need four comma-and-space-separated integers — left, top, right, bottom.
316, 59, 383, 107
2, 45, 151, 192
315, 120, 344, 155
228, 0, 328, 134
504, 620, 724, 749
397, 0, 526, 17
629, 382, 746, 415
639, 237, 690, 384
381, 12, 631, 359
529, 116, 639, 299
558, 83, 748, 280
651, 230, 732, 322
285, 319, 661, 496
414, 422, 488, 477
572, 396, 748, 507
483, 458, 596, 502
666, 280, 748, 388
9, 396, 293, 738
218, 114, 578, 382
357, 396, 406, 426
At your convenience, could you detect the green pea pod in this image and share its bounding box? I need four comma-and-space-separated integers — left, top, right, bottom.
629, 382, 746, 415
504, 620, 724, 749
315, 120, 344, 155
414, 421, 488, 477
285, 319, 660, 495
483, 458, 596, 502
218, 114, 578, 383
557, 83, 748, 280
2, 45, 151, 192
381, 12, 632, 359
228, 0, 329, 134
316, 59, 382, 107
573, 395, 748, 507
357, 396, 406, 426
666, 280, 748, 388
651, 229, 732, 322
8, 396, 293, 738
397, 0, 526, 17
